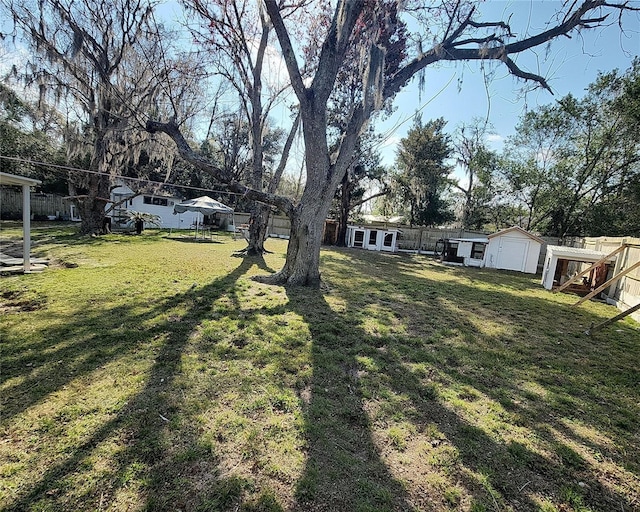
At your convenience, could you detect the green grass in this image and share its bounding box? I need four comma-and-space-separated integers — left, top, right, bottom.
1, 223, 639, 511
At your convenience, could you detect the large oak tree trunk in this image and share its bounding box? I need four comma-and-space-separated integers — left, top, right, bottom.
78, 197, 109, 235
276, 200, 331, 286
77, 166, 110, 235
78, 102, 112, 235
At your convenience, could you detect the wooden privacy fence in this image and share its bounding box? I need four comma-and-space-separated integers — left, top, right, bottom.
232, 212, 291, 238
233, 214, 490, 252
1, 189, 73, 220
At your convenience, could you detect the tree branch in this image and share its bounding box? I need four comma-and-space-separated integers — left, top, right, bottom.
502, 57, 553, 93
351, 189, 388, 209
263, 0, 307, 101
268, 110, 301, 195
384, 0, 637, 100
146, 119, 295, 216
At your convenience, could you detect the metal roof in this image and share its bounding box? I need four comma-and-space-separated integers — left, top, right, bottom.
448, 238, 489, 243
0, 172, 42, 187
545, 245, 619, 262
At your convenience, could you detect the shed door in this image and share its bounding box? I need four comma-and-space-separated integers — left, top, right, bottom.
353, 229, 365, 248
381, 232, 395, 252
366, 230, 379, 250
496, 238, 529, 271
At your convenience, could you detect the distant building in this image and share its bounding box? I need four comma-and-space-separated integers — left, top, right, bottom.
109, 185, 200, 230
441, 226, 543, 274
346, 225, 400, 252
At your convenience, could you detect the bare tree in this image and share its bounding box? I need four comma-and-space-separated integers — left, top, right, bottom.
149, 0, 639, 286
452, 119, 498, 229
183, 0, 301, 254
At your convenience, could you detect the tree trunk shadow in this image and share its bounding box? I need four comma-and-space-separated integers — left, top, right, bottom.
5, 258, 257, 511
286, 287, 412, 511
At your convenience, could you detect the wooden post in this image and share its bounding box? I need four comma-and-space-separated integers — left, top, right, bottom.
586, 302, 640, 336
554, 244, 627, 293
574, 259, 640, 306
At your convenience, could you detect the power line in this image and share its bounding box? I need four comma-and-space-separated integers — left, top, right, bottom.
0, 155, 246, 196
368, 72, 457, 156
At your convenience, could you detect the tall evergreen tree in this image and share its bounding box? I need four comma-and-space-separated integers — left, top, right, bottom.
392, 117, 454, 227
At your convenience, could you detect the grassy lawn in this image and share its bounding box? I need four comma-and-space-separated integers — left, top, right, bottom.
1, 224, 639, 512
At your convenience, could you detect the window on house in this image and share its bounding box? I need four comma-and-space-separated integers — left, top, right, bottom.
354, 230, 364, 247
471, 242, 486, 259
383, 233, 393, 247
143, 196, 168, 206
369, 230, 378, 245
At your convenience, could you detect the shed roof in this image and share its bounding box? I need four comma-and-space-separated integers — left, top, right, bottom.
545, 245, 619, 262
449, 237, 489, 243
487, 226, 544, 244
347, 225, 401, 232
0, 172, 42, 187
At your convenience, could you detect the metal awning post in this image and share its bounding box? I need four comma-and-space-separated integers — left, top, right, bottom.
22, 183, 31, 272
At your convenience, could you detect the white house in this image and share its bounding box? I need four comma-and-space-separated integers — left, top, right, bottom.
110, 185, 200, 230
483, 226, 543, 274
346, 225, 400, 252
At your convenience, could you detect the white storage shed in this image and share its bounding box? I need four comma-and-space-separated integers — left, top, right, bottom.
346, 225, 400, 252
483, 226, 543, 274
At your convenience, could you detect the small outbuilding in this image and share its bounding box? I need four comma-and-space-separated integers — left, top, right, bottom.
346, 225, 400, 252
541, 245, 618, 292
440, 237, 488, 267
483, 226, 543, 274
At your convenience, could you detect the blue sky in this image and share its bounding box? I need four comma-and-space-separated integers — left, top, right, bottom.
375, 0, 640, 167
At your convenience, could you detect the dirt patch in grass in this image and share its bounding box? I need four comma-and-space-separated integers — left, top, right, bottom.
0, 289, 47, 312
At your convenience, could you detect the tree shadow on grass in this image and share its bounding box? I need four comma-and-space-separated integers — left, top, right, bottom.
284, 287, 413, 511
284, 284, 556, 510
317, 249, 638, 511
3, 256, 262, 511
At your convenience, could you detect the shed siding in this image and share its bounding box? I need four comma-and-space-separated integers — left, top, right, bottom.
484, 230, 541, 274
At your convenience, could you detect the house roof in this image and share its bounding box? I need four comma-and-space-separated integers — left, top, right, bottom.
0, 172, 42, 187
487, 226, 544, 244
112, 183, 181, 200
